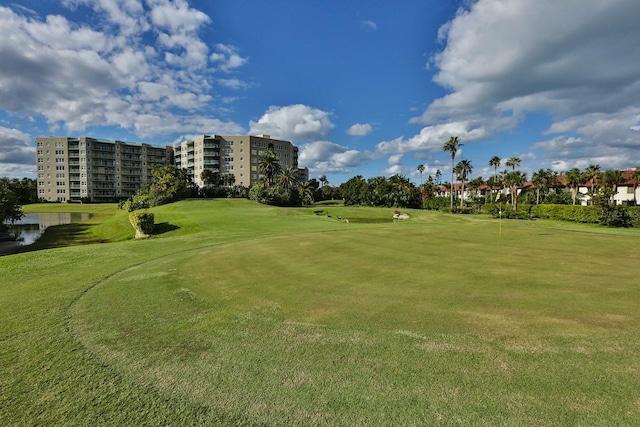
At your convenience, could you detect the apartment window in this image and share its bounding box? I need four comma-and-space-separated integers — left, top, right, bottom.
37, 142, 43, 147
56, 181, 65, 186
37, 150, 43, 155
38, 181, 44, 187
56, 165, 65, 170
223, 149, 233, 155
223, 157, 234, 162
38, 166, 44, 171
56, 174, 65, 178
37, 158, 44, 163
55, 150, 64, 155
223, 165, 234, 171
55, 158, 65, 163
39, 189, 45, 194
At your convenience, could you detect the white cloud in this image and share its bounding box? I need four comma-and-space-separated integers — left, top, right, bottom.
388, 154, 403, 165
0, 3, 245, 147
376, 121, 488, 155
299, 140, 376, 174
346, 123, 372, 136
361, 20, 377, 31
210, 43, 249, 73
383, 164, 404, 175
249, 105, 335, 142
415, 0, 640, 170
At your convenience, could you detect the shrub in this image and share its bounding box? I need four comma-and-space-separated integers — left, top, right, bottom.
422, 196, 450, 210
129, 210, 155, 235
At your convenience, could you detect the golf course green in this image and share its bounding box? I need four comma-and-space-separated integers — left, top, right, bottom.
1, 199, 639, 425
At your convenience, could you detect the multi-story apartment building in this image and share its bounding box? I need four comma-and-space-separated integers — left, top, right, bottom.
174, 134, 305, 187
35, 137, 173, 202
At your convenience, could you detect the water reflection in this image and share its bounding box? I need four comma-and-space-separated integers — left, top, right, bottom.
1, 212, 91, 254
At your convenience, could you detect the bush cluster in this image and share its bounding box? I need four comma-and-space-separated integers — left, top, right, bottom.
248, 183, 302, 207
128, 210, 155, 235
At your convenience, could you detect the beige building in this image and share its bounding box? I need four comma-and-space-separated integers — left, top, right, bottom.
174, 134, 305, 187
35, 137, 172, 202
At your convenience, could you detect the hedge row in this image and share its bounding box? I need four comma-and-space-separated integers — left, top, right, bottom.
529, 204, 600, 223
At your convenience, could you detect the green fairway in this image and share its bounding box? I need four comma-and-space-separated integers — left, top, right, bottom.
2, 199, 639, 425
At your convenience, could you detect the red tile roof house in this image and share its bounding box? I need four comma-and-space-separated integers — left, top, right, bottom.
437, 168, 640, 206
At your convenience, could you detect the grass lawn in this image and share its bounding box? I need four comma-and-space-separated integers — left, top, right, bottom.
2, 199, 639, 425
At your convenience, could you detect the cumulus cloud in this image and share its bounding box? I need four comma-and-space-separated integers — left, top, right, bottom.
376, 121, 489, 155
249, 105, 335, 142
415, 0, 640, 169
210, 44, 249, 72
0, 2, 245, 142
299, 140, 376, 174
0, 126, 34, 168
346, 123, 372, 136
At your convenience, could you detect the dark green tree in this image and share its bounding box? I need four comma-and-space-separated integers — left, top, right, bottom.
1, 180, 23, 229
257, 148, 281, 186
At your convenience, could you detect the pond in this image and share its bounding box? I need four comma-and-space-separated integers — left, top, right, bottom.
0, 212, 92, 255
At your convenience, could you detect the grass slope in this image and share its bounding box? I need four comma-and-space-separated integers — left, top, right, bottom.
1, 199, 639, 425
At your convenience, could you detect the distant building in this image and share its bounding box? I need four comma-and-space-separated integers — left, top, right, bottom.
35, 137, 173, 202
174, 134, 301, 187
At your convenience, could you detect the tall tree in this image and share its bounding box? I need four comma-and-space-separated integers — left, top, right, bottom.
454, 159, 473, 208
443, 136, 462, 209
435, 169, 442, 184
505, 156, 521, 171
417, 164, 425, 186
530, 169, 548, 205
564, 168, 584, 205
584, 164, 601, 201
257, 148, 281, 186
504, 171, 527, 212
489, 156, 501, 196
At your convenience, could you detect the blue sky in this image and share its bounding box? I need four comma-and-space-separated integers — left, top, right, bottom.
1, 0, 639, 184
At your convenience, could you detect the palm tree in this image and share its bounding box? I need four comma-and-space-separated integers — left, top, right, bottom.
435, 169, 442, 185
489, 156, 501, 196
443, 136, 462, 209
584, 164, 601, 202
454, 159, 473, 208
505, 156, 521, 171
630, 169, 640, 205
276, 166, 299, 190
504, 171, 527, 212
222, 173, 235, 187
468, 176, 484, 199
564, 168, 584, 205
257, 148, 281, 186
530, 169, 548, 205
417, 164, 425, 186
297, 180, 315, 205
600, 169, 625, 205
